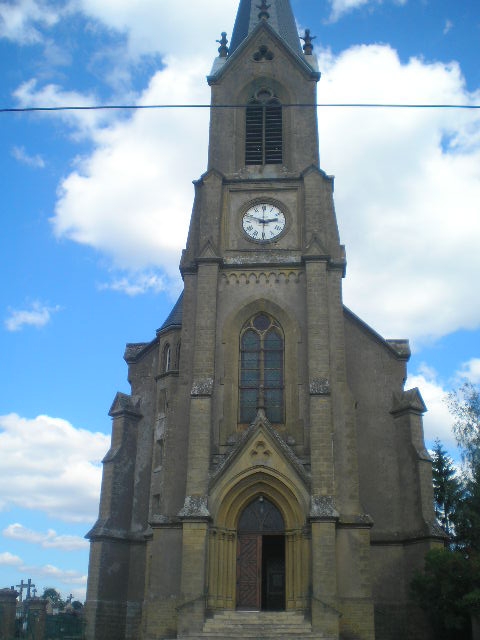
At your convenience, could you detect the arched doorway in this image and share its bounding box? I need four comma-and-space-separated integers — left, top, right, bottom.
236, 496, 285, 611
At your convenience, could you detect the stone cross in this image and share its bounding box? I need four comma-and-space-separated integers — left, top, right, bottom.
25, 579, 36, 600
15, 580, 26, 603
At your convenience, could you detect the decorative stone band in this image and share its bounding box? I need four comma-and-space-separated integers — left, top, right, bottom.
309, 378, 330, 396
191, 378, 214, 397
178, 495, 211, 519
309, 495, 339, 521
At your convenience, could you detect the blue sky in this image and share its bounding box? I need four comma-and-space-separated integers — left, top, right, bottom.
1, 0, 479, 601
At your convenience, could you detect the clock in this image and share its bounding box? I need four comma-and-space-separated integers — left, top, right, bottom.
242, 203, 286, 242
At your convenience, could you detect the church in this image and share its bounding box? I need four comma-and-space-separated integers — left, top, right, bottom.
85, 1, 444, 639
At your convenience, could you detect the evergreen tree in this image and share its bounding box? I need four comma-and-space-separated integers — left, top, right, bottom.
431, 438, 463, 539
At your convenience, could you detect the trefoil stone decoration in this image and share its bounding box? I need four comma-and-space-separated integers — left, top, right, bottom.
309, 377, 330, 396
191, 378, 214, 397
257, 0, 271, 21
216, 32, 229, 58
301, 29, 317, 55
253, 44, 274, 62
250, 439, 272, 463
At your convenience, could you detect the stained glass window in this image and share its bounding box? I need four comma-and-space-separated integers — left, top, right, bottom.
238, 496, 284, 532
239, 314, 284, 424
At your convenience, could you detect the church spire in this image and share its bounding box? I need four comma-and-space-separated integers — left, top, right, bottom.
229, 0, 302, 56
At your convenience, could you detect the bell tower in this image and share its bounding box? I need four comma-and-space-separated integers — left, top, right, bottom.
85, 2, 443, 640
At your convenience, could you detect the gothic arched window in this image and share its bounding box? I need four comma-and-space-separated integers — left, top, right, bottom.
245, 89, 283, 166
239, 314, 284, 425
162, 344, 171, 373
175, 341, 181, 370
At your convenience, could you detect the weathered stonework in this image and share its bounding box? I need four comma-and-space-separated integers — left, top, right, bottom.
0, 589, 18, 640
178, 495, 210, 519
309, 495, 339, 520
309, 378, 331, 396
191, 378, 214, 397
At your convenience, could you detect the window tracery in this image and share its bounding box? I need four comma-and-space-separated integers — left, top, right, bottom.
239, 313, 284, 424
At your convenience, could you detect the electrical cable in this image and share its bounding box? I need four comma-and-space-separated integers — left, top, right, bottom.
1, 102, 479, 114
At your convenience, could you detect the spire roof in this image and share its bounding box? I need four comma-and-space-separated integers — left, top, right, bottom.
229, 0, 302, 56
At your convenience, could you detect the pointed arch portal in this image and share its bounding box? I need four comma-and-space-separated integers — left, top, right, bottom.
207, 465, 310, 613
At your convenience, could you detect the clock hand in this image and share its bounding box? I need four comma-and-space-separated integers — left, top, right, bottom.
262, 217, 279, 224
244, 215, 279, 225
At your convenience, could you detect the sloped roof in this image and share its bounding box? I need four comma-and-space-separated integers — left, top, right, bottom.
229, 0, 302, 56
157, 291, 184, 334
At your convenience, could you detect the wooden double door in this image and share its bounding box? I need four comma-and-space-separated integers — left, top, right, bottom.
236, 497, 285, 610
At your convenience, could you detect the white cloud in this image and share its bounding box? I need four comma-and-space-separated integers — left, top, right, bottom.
4, 302, 61, 332
327, 0, 408, 21
75, 0, 238, 60
0, 0, 60, 44
407, 365, 456, 449
0, 551, 23, 566
328, 0, 371, 21
50, 55, 211, 274
13, 79, 104, 139
33, 563, 87, 587
3, 524, 89, 551
317, 45, 480, 345
98, 272, 168, 297
0, 413, 109, 522
457, 358, 480, 383
443, 20, 453, 36
11, 145, 45, 168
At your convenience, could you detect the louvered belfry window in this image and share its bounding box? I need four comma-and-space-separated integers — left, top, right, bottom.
245, 89, 283, 166
239, 314, 284, 425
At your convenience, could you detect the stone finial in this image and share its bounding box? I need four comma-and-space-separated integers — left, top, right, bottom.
257, 0, 271, 20
301, 29, 317, 55
216, 32, 229, 58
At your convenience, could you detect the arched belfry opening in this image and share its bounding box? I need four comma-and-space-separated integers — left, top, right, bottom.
245, 89, 283, 166
237, 496, 285, 611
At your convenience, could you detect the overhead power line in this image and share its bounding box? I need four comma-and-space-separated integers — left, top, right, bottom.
1, 102, 480, 114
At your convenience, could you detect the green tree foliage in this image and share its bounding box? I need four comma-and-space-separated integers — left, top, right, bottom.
411, 548, 480, 640
447, 382, 480, 553
447, 382, 480, 472
42, 587, 65, 611
432, 438, 463, 539
453, 463, 480, 554
412, 383, 480, 638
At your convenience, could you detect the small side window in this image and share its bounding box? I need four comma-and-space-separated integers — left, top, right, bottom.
162, 344, 171, 373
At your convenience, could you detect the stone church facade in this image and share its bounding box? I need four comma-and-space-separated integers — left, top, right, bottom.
85, 1, 444, 639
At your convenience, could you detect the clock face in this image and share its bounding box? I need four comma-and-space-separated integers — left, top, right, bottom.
242, 203, 286, 242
